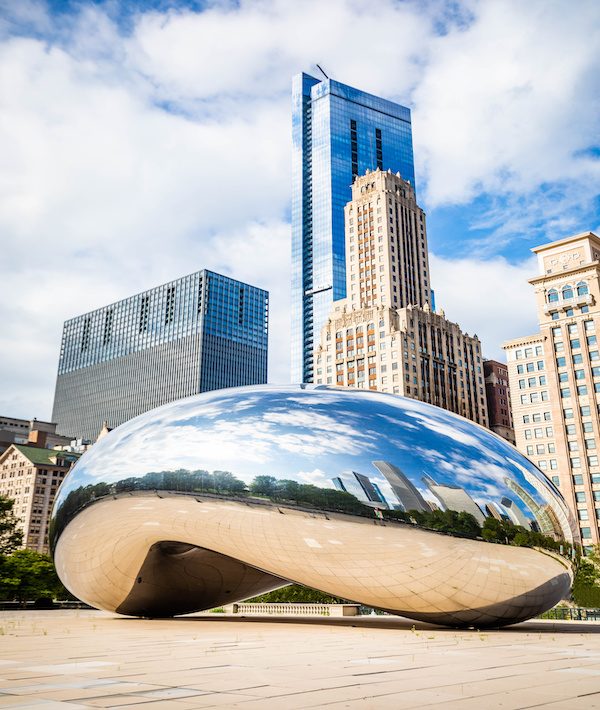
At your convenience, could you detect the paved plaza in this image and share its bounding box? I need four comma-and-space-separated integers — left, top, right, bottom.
0, 611, 600, 709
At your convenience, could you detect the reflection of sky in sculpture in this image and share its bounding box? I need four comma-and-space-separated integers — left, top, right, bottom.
53, 385, 576, 541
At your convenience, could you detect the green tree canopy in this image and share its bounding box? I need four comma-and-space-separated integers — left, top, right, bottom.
0, 495, 23, 555
0, 550, 65, 604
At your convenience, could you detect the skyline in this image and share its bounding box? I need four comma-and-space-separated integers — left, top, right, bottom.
1, 0, 599, 418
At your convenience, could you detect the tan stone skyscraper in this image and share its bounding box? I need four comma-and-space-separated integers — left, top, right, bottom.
503, 231, 600, 547
314, 169, 488, 426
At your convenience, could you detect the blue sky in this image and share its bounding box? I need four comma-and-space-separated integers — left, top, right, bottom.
0, 0, 599, 418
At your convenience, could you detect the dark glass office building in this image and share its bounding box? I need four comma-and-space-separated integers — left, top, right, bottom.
291, 73, 415, 383
52, 270, 268, 441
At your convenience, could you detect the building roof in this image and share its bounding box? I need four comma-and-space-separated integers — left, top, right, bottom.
9, 444, 81, 467
531, 231, 600, 254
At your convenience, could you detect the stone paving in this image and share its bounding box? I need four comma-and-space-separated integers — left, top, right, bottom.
0, 611, 600, 708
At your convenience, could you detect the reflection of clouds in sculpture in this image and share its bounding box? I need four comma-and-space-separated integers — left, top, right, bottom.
296, 468, 333, 487
54, 384, 577, 548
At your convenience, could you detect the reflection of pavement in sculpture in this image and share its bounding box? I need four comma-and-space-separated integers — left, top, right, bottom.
54, 495, 572, 627
50, 384, 577, 628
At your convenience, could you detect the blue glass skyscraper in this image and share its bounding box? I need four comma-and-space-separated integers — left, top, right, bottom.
291, 73, 415, 383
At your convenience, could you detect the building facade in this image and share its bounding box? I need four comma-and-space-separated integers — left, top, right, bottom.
0, 417, 74, 454
503, 231, 600, 547
0, 444, 80, 553
314, 170, 488, 427
292, 73, 416, 383
52, 270, 268, 441
483, 360, 515, 443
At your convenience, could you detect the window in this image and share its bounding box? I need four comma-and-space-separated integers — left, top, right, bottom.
581, 527, 592, 539
551, 312, 559, 320
547, 288, 558, 302
559, 372, 569, 382
591, 351, 600, 361
517, 364, 524, 374
573, 474, 584, 485
556, 357, 566, 367
534, 428, 543, 438
568, 323, 578, 335
563, 285, 574, 299
589, 455, 599, 467
555, 342, 565, 353
566, 424, 576, 434
551, 475, 560, 485
523, 415, 530, 424
573, 354, 583, 364
544, 412, 552, 420
577, 282, 589, 296
537, 361, 545, 370
526, 362, 535, 373
581, 405, 591, 417
571, 339, 581, 350
564, 408, 574, 419
575, 369, 585, 380
561, 388, 571, 398
526, 446, 534, 455
552, 327, 562, 338
575, 491, 586, 502
585, 320, 595, 332
571, 458, 581, 468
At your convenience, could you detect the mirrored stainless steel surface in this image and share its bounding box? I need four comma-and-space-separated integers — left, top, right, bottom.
50, 385, 577, 627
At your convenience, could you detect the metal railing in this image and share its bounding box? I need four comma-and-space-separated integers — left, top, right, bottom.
538, 607, 600, 621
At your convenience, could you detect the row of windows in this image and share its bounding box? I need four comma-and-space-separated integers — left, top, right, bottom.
519, 391, 550, 404
518, 376, 546, 388
514, 345, 543, 359
546, 282, 589, 303
516, 361, 545, 374
550, 304, 590, 319
522, 411, 552, 423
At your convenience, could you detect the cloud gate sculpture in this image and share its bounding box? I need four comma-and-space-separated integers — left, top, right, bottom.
50, 385, 578, 627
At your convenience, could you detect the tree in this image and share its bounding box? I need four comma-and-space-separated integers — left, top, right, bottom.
0, 495, 23, 555
246, 584, 349, 604
572, 559, 600, 608
250, 475, 278, 497
0, 550, 65, 605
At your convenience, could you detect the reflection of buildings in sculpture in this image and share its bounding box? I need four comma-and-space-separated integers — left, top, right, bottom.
500, 496, 533, 529
372, 461, 429, 512
503, 476, 562, 539
485, 502, 509, 522
332, 477, 347, 493
352, 471, 388, 508
422, 474, 486, 525
521, 468, 574, 544
372, 483, 388, 508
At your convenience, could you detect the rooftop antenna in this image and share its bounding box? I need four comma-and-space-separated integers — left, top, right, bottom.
316, 64, 329, 80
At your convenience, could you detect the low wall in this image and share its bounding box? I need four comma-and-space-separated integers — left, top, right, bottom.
228, 602, 360, 617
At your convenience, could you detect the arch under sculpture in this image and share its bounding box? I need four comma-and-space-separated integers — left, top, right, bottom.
50, 385, 577, 628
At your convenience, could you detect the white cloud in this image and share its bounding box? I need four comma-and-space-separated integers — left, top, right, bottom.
0, 0, 597, 420
429, 252, 539, 360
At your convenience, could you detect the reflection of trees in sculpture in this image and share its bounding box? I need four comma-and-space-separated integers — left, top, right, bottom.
250, 476, 368, 516
50, 467, 576, 560
381, 507, 575, 556
50, 470, 370, 546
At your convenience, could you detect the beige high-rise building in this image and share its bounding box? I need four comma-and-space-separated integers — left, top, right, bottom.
314, 169, 488, 426
503, 231, 600, 547
0, 444, 80, 553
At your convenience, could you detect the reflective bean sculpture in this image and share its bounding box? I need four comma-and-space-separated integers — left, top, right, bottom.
50, 385, 577, 627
